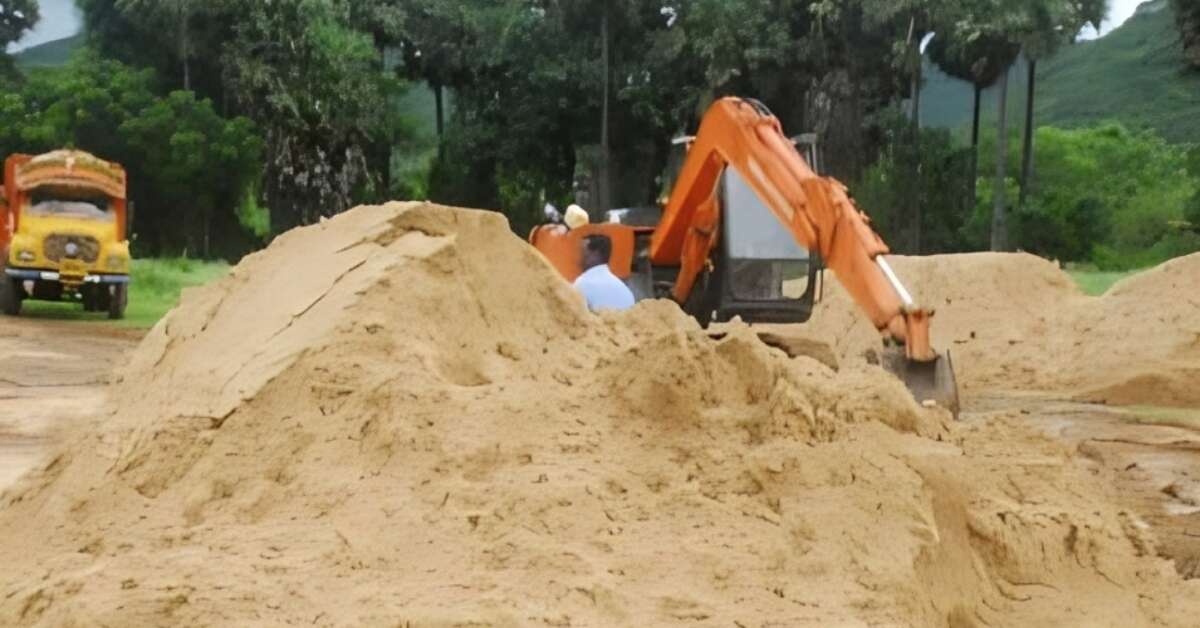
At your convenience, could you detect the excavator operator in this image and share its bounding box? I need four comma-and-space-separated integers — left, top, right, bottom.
574, 235, 635, 312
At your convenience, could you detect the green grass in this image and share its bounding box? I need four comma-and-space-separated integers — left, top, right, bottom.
1068, 268, 1137, 296
1120, 405, 1200, 430
18, 258, 229, 328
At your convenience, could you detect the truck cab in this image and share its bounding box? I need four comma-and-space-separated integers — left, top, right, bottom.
0, 150, 131, 319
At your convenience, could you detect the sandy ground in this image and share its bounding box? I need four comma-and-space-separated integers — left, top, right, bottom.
0, 204, 1197, 626
0, 319, 141, 490
968, 393, 1200, 579
10, 320, 1192, 584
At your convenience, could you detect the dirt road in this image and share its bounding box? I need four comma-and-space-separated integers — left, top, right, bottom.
0, 319, 141, 491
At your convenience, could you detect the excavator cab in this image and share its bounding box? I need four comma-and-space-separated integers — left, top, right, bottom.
686, 167, 823, 324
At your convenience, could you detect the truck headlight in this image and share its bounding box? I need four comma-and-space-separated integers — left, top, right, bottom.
16, 250, 35, 263
106, 255, 129, 271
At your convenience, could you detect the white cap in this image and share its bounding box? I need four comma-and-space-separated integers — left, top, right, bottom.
564, 204, 590, 229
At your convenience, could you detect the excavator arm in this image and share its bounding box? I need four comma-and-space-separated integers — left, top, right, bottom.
651, 97, 936, 362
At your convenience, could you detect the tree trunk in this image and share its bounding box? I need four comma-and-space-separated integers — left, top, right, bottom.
910, 58, 922, 254
1018, 58, 1037, 207
597, 3, 611, 217
991, 70, 1010, 252
434, 84, 445, 137
971, 85, 982, 150
180, 7, 191, 91
969, 83, 982, 210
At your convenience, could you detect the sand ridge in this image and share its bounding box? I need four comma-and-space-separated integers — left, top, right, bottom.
803, 252, 1200, 406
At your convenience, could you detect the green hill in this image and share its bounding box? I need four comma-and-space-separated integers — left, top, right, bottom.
13, 33, 84, 69
923, 0, 1200, 143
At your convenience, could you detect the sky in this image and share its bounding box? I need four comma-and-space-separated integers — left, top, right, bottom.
1079, 0, 1148, 40
11, 0, 83, 52
8, 0, 1150, 52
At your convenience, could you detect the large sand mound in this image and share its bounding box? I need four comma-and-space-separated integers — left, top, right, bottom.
1, 203, 1197, 626
806, 252, 1200, 406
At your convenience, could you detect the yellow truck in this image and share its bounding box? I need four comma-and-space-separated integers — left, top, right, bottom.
0, 150, 132, 319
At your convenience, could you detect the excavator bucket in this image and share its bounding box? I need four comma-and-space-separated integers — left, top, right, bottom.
881, 348, 961, 418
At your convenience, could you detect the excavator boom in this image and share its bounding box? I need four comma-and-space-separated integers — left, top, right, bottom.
651, 97, 935, 361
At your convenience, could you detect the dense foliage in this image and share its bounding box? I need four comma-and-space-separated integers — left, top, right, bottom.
0, 0, 39, 77
0, 0, 1195, 270
1173, 0, 1200, 69
853, 115, 976, 254
975, 123, 1200, 268
850, 118, 1200, 269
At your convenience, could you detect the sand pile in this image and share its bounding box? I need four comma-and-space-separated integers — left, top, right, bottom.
805, 252, 1200, 406
1, 203, 1197, 626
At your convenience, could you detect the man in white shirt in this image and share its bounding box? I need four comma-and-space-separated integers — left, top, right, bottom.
573, 234, 635, 312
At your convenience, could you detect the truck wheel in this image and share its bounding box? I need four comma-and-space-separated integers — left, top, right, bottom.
0, 278, 21, 316
82, 287, 98, 312
107, 284, 128, 320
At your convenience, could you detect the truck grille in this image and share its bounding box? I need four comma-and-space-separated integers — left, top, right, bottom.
44, 234, 101, 263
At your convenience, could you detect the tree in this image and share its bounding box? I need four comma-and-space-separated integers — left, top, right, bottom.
121, 91, 263, 257
396, 1, 474, 138
417, 0, 660, 225
221, 0, 403, 233
0, 0, 38, 44
1013, 0, 1105, 209
1, 51, 158, 160
112, 0, 206, 90
991, 65, 1010, 250
971, 122, 1200, 267
926, 0, 1103, 251
0, 0, 40, 78
926, 1, 1023, 251
78, 0, 230, 101
854, 114, 975, 253
81, 0, 418, 236
413, 0, 943, 228
1184, 147, 1200, 228
1173, 0, 1200, 69
928, 29, 1017, 209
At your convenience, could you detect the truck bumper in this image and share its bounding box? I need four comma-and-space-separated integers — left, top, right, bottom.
5, 269, 130, 284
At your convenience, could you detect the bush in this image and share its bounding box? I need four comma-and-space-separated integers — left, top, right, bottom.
1093, 231, 1200, 271
975, 122, 1200, 265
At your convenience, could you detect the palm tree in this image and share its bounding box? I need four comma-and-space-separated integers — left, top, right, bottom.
928, 32, 1018, 211
1015, 0, 1106, 207
115, 0, 202, 90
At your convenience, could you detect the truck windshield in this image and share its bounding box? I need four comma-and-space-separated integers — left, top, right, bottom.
27, 193, 114, 222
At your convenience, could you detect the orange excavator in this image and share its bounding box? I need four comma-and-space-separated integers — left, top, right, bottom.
531, 97, 958, 414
